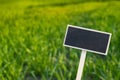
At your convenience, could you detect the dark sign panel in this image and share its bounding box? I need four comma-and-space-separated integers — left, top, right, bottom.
63, 25, 111, 55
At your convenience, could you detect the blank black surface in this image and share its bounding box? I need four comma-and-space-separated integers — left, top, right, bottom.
64, 26, 110, 53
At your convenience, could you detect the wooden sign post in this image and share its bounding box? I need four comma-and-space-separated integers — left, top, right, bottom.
63, 25, 111, 80
76, 50, 86, 80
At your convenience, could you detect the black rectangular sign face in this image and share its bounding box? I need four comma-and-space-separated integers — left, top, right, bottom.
63, 25, 111, 55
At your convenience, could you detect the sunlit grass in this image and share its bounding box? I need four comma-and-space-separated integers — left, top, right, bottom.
0, 0, 120, 80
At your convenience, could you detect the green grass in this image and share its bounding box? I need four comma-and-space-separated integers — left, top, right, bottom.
0, 0, 120, 80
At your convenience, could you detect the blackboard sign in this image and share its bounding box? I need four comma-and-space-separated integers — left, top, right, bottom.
63, 25, 111, 55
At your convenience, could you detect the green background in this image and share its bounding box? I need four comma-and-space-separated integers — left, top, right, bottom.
0, 0, 120, 80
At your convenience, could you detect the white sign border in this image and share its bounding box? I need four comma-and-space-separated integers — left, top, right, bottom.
63, 24, 112, 55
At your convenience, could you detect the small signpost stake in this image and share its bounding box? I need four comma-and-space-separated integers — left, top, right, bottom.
76, 50, 87, 80
63, 25, 111, 80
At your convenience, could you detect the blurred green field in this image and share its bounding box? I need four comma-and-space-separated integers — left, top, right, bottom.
0, 0, 120, 80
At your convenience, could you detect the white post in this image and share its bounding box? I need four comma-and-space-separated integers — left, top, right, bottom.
76, 50, 87, 80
